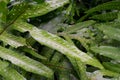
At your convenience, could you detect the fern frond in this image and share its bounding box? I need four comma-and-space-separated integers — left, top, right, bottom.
100, 69, 119, 77
7, 2, 29, 23
65, 20, 96, 33
12, 20, 103, 69
0, 32, 27, 48
85, 1, 120, 14
103, 62, 120, 73
69, 57, 88, 80
21, 0, 69, 19
0, 46, 53, 78
90, 12, 118, 21
91, 46, 120, 61
97, 24, 120, 41
0, 60, 26, 80
21, 46, 47, 60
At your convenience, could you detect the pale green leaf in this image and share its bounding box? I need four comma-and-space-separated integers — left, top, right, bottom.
22, 0, 69, 18
97, 24, 120, 41
0, 32, 27, 48
12, 20, 103, 69
99, 69, 119, 77
65, 20, 96, 33
0, 46, 53, 78
68, 57, 89, 80
103, 62, 120, 73
91, 46, 120, 61
0, 60, 26, 80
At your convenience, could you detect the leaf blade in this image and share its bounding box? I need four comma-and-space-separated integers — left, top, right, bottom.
12, 20, 103, 69
0, 46, 53, 78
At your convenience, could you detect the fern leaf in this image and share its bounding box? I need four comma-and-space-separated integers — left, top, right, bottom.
103, 62, 120, 73
0, 60, 26, 80
97, 24, 120, 41
85, 1, 120, 14
7, 2, 29, 23
21, 46, 47, 60
65, 20, 96, 33
40, 47, 55, 60
0, 46, 53, 78
91, 46, 120, 61
69, 57, 88, 80
22, 0, 69, 19
0, 0, 8, 24
12, 20, 103, 69
96, 70, 119, 77
90, 12, 118, 21
50, 51, 63, 63
0, 32, 27, 48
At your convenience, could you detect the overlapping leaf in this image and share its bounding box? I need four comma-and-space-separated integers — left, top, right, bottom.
0, 46, 53, 78
0, 60, 26, 80
91, 46, 120, 61
85, 1, 120, 14
12, 20, 103, 69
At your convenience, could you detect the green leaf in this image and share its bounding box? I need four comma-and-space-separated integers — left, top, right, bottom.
90, 12, 118, 21
0, 0, 8, 24
68, 57, 88, 80
7, 2, 29, 23
97, 24, 120, 41
12, 20, 103, 69
91, 46, 120, 61
0, 60, 26, 80
21, 46, 47, 60
100, 69, 119, 77
0, 32, 27, 48
0, 46, 53, 78
103, 62, 120, 73
85, 1, 120, 14
22, 0, 69, 19
65, 20, 96, 33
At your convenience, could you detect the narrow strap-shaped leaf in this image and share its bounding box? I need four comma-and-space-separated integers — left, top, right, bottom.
22, 0, 69, 19
40, 47, 55, 61
50, 52, 63, 63
0, 31, 27, 48
91, 46, 120, 61
68, 57, 89, 80
90, 12, 118, 21
93, 70, 119, 77
65, 20, 96, 33
0, 60, 26, 80
97, 24, 120, 41
58, 61, 71, 80
12, 20, 103, 69
0, 46, 53, 78
85, 1, 120, 14
103, 62, 120, 73
21, 46, 47, 60
7, 2, 29, 23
